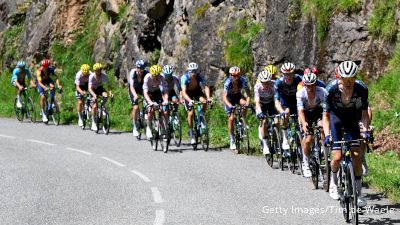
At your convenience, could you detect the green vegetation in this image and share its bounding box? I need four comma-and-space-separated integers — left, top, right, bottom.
224, 17, 262, 75
0, 23, 24, 67
179, 37, 189, 48
337, 0, 363, 13
118, 4, 128, 21
194, 3, 210, 21
364, 151, 400, 203
367, 0, 397, 41
149, 48, 161, 65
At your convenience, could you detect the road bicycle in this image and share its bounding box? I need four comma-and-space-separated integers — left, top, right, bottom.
134, 98, 147, 140
260, 115, 281, 168
332, 137, 364, 225
231, 105, 250, 155
279, 114, 301, 172
14, 87, 36, 123
148, 103, 170, 153
42, 88, 61, 126
94, 97, 110, 135
167, 102, 182, 148
80, 94, 91, 130
188, 101, 210, 151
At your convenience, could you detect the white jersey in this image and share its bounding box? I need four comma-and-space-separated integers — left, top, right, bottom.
254, 81, 275, 104
296, 86, 327, 111
75, 70, 91, 86
143, 73, 168, 93
89, 72, 109, 89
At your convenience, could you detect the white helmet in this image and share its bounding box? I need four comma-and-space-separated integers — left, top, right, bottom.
281, 62, 295, 74
338, 61, 358, 78
162, 65, 173, 75
258, 70, 272, 82
229, 66, 240, 75
187, 62, 198, 71
303, 73, 317, 85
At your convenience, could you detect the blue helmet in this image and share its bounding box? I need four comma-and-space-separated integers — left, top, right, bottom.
135, 59, 145, 69
17, 60, 26, 68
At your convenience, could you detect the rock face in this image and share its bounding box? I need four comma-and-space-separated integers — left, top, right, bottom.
0, 0, 397, 84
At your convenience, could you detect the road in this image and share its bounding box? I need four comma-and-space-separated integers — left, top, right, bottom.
0, 118, 399, 225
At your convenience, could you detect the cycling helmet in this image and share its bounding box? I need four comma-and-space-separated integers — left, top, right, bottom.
303, 68, 311, 75
338, 61, 358, 78
93, 63, 103, 71
303, 73, 317, 85
264, 64, 277, 75
162, 65, 173, 75
81, 64, 90, 75
311, 66, 319, 75
17, 60, 26, 67
136, 59, 145, 69
280, 62, 295, 74
187, 62, 198, 71
229, 66, 240, 75
41, 59, 50, 68
258, 70, 272, 82
150, 65, 162, 76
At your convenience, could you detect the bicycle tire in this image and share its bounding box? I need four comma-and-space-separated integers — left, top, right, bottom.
14, 98, 24, 122
51, 101, 60, 126
102, 111, 110, 135
199, 116, 209, 151
151, 115, 159, 151
295, 131, 303, 175
171, 112, 182, 147
275, 127, 284, 170
242, 122, 250, 155
159, 115, 169, 153
347, 163, 358, 225
323, 146, 331, 192
27, 97, 36, 123
338, 166, 349, 222
192, 118, 198, 150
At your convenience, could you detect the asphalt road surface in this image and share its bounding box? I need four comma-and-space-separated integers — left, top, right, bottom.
0, 118, 399, 225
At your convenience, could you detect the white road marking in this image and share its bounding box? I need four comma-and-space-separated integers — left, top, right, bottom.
65, 147, 93, 155
154, 209, 165, 225
151, 187, 163, 203
26, 139, 56, 146
0, 134, 16, 139
131, 170, 151, 183
101, 157, 126, 167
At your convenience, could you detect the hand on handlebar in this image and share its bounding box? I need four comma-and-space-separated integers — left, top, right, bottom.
324, 135, 331, 147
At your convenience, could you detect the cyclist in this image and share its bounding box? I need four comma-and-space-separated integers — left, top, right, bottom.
264, 64, 279, 80
75, 64, 91, 127
129, 59, 148, 137
88, 63, 113, 132
143, 65, 169, 139
37, 59, 62, 123
274, 62, 302, 157
297, 66, 325, 91
181, 62, 212, 144
223, 66, 251, 151
296, 73, 327, 177
323, 61, 370, 207
255, 70, 277, 155
11, 60, 36, 108
161, 65, 182, 104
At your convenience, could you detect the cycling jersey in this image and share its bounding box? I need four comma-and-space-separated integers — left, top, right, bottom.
254, 81, 275, 104
274, 75, 302, 113
129, 68, 148, 94
162, 74, 181, 92
297, 79, 326, 91
181, 72, 206, 91
143, 73, 168, 93
37, 66, 56, 82
89, 72, 109, 90
324, 79, 369, 150
11, 67, 31, 84
223, 76, 250, 96
296, 86, 327, 111
75, 70, 91, 86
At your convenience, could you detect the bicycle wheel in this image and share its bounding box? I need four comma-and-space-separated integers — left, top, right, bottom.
311, 156, 319, 189
50, 101, 60, 126
347, 163, 358, 224
27, 97, 36, 123
338, 166, 349, 222
14, 98, 24, 122
43, 100, 49, 124
136, 110, 144, 140
171, 112, 182, 147
242, 120, 250, 155
295, 131, 303, 175
192, 119, 199, 150
199, 116, 209, 151
159, 116, 169, 153
323, 145, 331, 192
265, 127, 276, 167
150, 116, 159, 151
275, 127, 284, 170
102, 111, 110, 135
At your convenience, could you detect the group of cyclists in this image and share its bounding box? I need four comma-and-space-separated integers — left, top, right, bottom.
11, 57, 373, 209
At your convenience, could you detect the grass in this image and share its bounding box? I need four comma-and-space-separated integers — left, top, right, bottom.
364, 151, 400, 203
149, 48, 161, 65
224, 17, 263, 75
367, 0, 397, 41
194, 3, 210, 21
0, 23, 24, 67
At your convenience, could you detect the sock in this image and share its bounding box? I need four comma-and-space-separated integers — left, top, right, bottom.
189, 129, 193, 137
78, 112, 82, 120
332, 171, 338, 185
282, 129, 288, 141
258, 126, 263, 140
229, 134, 234, 142
132, 120, 137, 129
303, 156, 309, 165
262, 139, 268, 147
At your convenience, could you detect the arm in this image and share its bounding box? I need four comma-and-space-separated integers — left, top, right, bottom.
361, 110, 369, 133
275, 99, 284, 114
76, 84, 84, 95
322, 112, 330, 137
223, 91, 232, 108
299, 109, 307, 132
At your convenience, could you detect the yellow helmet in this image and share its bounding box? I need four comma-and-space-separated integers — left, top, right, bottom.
264, 64, 278, 75
93, 63, 103, 71
80, 64, 90, 75
150, 65, 162, 76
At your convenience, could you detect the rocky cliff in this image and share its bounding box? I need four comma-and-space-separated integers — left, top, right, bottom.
0, 0, 398, 85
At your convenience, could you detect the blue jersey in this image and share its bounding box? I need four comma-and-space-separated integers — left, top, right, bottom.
180, 72, 206, 90
323, 79, 369, 114
274, 75, 303, 100
11, 67, 31, 83
223, 76, 251, 96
